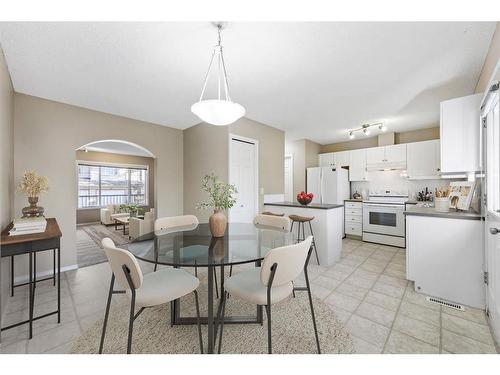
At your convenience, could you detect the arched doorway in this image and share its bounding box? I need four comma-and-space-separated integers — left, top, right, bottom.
74, 140, 156, 268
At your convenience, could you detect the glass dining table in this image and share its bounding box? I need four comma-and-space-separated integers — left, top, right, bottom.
128, 222, 294, 353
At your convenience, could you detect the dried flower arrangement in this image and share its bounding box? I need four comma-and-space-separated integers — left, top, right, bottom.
17, 171, 49, 198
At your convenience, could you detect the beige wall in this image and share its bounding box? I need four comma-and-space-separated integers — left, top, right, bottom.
75, 150, 155, 224
475, 22, 500, 94
13, 94, 183, 279
183, 123, 229, 223
0, 47, 14, 325
320, 127, 439, 153
285, 139, 322, 194
184, 117, 285, 223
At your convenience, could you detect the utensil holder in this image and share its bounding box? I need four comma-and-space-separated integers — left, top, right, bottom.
434, 197, 450, 212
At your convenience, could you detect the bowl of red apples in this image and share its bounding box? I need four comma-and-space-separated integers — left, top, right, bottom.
297, 191, 314, 205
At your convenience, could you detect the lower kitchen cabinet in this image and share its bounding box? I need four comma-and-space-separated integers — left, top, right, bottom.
406, 214, 484, 308
345, 201, 362, 237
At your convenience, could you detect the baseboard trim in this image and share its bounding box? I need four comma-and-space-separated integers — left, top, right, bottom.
77, 221, 100, 227
13, 264, 79, 284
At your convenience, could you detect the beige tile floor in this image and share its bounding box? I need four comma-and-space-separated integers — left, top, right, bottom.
0, 238, 498, 354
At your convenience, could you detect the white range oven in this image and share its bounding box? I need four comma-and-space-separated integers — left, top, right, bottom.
362, 192, 408, 248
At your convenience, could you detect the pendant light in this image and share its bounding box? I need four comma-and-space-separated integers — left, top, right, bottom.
191, 23, 245, 126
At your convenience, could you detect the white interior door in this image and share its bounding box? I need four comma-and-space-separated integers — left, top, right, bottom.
483, 82, 500, 345
229, 137, 257, 223
284, 154, 293, 202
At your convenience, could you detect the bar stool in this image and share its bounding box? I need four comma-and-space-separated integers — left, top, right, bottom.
261, 211, 285, 217
288, 215, 320, 265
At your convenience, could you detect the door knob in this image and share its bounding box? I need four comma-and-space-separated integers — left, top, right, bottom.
490, 227, 500, 235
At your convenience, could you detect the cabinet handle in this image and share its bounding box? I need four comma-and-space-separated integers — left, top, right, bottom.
490, 227, 500, 235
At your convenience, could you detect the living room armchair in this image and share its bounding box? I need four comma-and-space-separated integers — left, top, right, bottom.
129, 211, 154, 240
100, 205, 130, 225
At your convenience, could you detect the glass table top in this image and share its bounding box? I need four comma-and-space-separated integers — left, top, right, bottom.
128, 223, 295, 267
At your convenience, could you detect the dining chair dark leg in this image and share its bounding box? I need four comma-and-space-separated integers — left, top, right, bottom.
265, 263, 277, 354
122, 265, 137, 354
308, 221, 320, 265
193, 290, 204, 354
265, 304, 272, 354
99, 274, 115, 354
304, 247, 321, 354
217, 292, 227, 354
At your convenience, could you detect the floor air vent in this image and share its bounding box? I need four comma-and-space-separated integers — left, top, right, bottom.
426, 296, 464, 311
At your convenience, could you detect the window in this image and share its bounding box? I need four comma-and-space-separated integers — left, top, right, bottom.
78, 163, 148, 208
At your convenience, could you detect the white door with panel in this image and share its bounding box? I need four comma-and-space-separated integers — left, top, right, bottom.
284, 154, 293, 202
229, 137, 257, 223
483, 81, 500, 345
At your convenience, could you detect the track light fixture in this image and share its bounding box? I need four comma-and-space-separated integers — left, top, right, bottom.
347, 122, 386, 139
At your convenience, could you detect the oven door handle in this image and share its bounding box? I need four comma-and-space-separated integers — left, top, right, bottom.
363, 204, 405, 209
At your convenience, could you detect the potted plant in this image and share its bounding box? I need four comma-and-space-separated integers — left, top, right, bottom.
119, 203, 140, 217
17, 171, 49, 217
197, 173, 238, 237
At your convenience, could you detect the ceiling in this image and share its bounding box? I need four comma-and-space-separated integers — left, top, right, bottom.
0, 22, 496, 144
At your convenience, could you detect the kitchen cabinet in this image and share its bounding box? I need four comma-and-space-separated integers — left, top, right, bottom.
345, 201, 362, 237
334, 151, 350, 167
349, 149, 367, 181
366, 144, 407, 170
440, 93, 482, 173
318, 153, 334, 167
366, 146, 385, 164
406, 213, 484, 308
406, 139, 441, 179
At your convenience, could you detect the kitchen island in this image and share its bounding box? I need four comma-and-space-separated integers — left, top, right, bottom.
263, 201, 344, 266
404, 205, 484, 308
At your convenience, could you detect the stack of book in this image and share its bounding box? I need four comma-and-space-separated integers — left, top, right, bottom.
9, 217, 47, 236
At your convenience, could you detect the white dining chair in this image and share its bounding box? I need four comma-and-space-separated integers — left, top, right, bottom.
217, 236, 320, 354
228, 213, 293, 277
99, 238, 204, 354
253, 214, 291, 231
154, 215, 199, 232
153, 215, 220, 298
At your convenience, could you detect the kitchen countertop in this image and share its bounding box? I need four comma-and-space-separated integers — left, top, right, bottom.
264, 202, 344, 210
404, 205, 481, 220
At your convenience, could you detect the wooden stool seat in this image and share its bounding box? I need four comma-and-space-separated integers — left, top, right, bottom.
262, 211, 285, 217
288, 215, 314, 223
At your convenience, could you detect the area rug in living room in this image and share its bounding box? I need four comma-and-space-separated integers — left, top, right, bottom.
77, 224, 130, 268
70, 288, 354, 354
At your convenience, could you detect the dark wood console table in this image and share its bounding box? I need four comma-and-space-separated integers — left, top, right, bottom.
1, 218, 62, 339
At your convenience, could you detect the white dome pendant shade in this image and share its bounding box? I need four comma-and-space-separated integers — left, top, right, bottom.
191, 99, 245, 126
191, 24, 245, 126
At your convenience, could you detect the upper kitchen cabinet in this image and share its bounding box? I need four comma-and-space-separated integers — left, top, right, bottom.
318, 151, 350, 168
366, 146, 385, 164
318, 152, 334, 167
407, 139, 441, 179
335, 151, 350, 167
440, 93, 482, 173
349, 148, 367, 181
366, 144, 407, 170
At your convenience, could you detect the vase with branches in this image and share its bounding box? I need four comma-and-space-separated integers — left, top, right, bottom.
17, 170, 49, 217
197, 173, 238, 237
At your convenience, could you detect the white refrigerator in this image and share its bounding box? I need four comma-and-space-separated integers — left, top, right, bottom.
306, 167, 350, 205
307, 167, 350, 235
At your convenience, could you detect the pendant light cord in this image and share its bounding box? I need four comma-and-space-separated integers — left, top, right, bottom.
198, 24, 231, 103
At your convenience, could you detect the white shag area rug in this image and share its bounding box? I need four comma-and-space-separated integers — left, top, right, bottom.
71, 285, 354, 354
